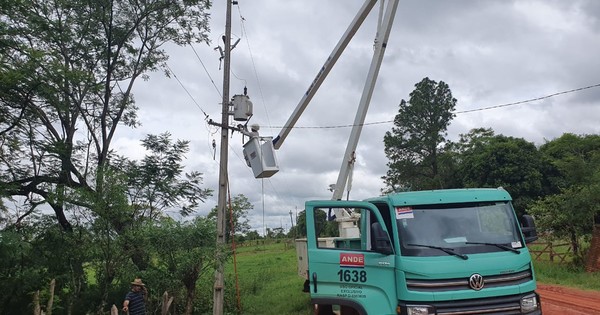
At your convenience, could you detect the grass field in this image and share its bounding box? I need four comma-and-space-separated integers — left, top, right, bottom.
223, 240, 312, 315
220, 239, 600, 315
528, 239, 600, 291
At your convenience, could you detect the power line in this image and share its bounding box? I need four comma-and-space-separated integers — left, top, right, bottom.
164, 63, 210, 119
263, 82, 600, 130
190, 44, 223, 99
236, 3, 272, 126
454, 83, 600, 114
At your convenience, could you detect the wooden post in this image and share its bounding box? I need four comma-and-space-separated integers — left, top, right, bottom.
33, 290, 41, 315
46, 279, 55, 315
161, 291, 174, 315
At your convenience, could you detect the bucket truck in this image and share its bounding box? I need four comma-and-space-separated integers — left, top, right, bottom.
240, 0, 542, 314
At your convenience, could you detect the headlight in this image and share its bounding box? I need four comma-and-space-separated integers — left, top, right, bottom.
406, 305, 435, 315
520, 294, 539, 313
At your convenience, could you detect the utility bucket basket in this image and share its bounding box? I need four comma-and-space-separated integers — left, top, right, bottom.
243, 137, 279, 178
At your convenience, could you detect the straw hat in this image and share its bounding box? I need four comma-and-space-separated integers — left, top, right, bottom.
131, 278, 145, 286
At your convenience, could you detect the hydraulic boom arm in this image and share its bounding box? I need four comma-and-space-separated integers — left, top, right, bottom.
273, 0, 399, 201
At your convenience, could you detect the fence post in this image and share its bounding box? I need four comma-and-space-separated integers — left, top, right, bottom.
46, 279, 55, 315
33, 290, 41, 315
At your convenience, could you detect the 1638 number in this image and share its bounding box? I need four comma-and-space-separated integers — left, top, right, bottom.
337, 269, 367, 283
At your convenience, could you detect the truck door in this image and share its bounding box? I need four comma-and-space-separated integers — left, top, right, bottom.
306, 200, 397, 315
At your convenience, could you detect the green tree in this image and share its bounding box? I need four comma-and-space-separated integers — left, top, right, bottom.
532, 133, 600, 269
289, 209, 337, 238
268, 227, 286, 238
0, 226, 43, 313
0, 215, 93, 315
142, 217, 216, 315
0, 0, 211, 231
88, 133, 211, 312
288, 210, 307, 238
383, 77, 457, 191
528, 186, 598, 263
454, 130, 544, 215
0, 132, 213, 314
245, 230, 261, 240
117, 132, 213, 225
208, 194, 253, 243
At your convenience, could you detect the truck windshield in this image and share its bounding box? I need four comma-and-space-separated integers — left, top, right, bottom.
397, 202, 524, 257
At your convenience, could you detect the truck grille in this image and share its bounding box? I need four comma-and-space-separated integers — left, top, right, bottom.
406, 270, 533, 292
399, 293, 541, 315
429, 293, 531, 314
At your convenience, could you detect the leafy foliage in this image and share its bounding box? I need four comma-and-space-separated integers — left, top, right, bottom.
0, 0, 211, 230
290, 209, 337, 238
117, 132, 212, 219
530, 134, 600, 265
383, 77, 456, 191
381, 78, 600, 269
209, 194, 253, 242
0, 1, 215, 311
454, 130, 544, 215
141, 217, 217, 315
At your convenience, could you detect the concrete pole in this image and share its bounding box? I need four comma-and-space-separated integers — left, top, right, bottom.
213, 0, 232, 314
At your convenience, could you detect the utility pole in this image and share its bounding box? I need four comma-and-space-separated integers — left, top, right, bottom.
213, 0, 232, 314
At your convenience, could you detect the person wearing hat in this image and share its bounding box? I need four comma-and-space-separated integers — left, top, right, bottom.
123, 278, 147, 315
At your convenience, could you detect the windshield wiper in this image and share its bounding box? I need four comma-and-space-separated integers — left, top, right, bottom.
465, 242, 520, 254
407, 243, 469, 260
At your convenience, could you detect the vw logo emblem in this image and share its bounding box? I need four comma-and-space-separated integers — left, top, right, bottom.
469, 273, 485, 291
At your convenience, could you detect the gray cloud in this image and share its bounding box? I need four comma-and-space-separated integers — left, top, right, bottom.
127, 0, 600, 234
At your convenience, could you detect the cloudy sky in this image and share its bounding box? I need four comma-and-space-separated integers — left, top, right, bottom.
123, 0, 600, 234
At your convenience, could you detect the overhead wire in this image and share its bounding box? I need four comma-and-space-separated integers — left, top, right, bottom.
235, 2, 288, 234
164, 63, 210, 120
236, 2, 272, 127
231, 68, 247, 87
190, 44, 223, 99
166, 54, 223, 169
454, 83, 600, 114
262, 82, 600, 130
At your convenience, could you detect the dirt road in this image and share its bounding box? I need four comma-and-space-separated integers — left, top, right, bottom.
537, 283, 600, 314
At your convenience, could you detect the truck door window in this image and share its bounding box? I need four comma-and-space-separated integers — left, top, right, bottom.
312, 207, 387, 252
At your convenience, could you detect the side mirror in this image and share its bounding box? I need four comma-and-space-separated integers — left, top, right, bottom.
520, 214, 538, 244
371, 222, 394, 255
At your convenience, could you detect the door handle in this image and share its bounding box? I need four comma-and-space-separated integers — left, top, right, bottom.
312, 272, 318, 293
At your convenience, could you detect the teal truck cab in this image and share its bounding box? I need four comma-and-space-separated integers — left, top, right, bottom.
298, 188, 541, 315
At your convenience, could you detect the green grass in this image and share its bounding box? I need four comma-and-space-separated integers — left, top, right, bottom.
529, 239, 600, 291
224, 240, 312, 315
534, 260, 600, 291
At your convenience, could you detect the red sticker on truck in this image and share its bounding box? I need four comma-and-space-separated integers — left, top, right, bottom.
340, 253, 364, 268
395, 206, 414, 219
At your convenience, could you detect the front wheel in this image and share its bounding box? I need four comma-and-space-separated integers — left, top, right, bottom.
314, 304, 334, 315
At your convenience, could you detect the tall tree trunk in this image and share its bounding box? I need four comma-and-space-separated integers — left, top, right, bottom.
183, 263, 201, 315
67, 264, 84, 315
46, 279, 55, 315
184, 284, 196, 315
569, 228, 579, 259
33, 291, 41, 315
585, 224, 600, 272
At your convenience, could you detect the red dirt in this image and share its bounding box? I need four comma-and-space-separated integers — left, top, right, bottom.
537, 283, 600, 314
